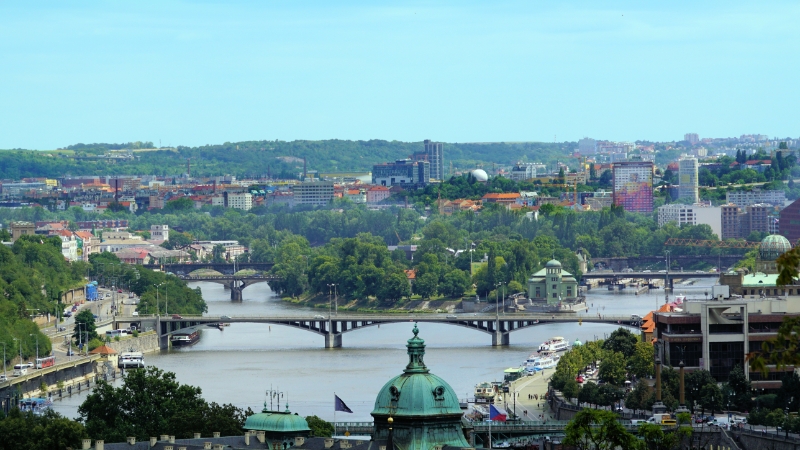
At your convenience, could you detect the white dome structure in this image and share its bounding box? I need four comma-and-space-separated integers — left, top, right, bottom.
471, 169, 488, 182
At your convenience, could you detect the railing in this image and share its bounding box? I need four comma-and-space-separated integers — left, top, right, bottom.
122, 313, 635, 321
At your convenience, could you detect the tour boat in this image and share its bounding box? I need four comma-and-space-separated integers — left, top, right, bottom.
171, 330, 200, 347
523, 354, 541, 373
474, 382, 497, 400
538, 337, 569, 353
118, 352, 145, 369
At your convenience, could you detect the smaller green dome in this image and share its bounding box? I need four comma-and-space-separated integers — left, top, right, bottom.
760, 234, 792, 260
245, 406, 311, 433
546, 259, 562, 268
573, 339, 582, 347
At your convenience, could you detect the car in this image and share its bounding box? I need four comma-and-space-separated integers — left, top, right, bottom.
93, 314, 99, 320
132, 311, 139, 316
0, 374, 7, 382
658, 270, 666, 273
615, 406, 624, 412
171, 314, 183, 319
58, 326, 66, 332
313, 315, 325, 319
642, 270, 652, 273
220, 315, 231, 320
25, 362, 34, 368
576, 375, 585, 383
63, 311, 72, 317
446, 314, 458, 319
117, 289, 122, 293
66, 349, 75, 356
696, 270, 705, 273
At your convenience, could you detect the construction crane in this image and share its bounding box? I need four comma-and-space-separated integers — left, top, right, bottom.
663, 238, 760, 249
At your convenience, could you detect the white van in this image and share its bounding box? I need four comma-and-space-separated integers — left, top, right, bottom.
12, 364, 28, 377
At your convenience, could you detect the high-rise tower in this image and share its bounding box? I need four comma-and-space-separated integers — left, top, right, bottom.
678, 156, 699, 203
423, 139, 444, 181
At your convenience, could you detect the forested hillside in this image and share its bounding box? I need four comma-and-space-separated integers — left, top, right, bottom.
0, 139, 574, 178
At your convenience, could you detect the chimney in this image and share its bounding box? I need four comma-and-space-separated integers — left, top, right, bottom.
355, 441, 365, 446
257, 431, 266, 443
324, 438, 334, 449
127, 437, 136, 446
272, 442, 282, 450
204, 443, 212, 450
245, 432, 250, 446
95, 441, 104, 450
294, 437, 305, 447
214, 445, 225, 450
150, 437, 158, 447
213, 432, 220, 438
380, 447, 387, 450
169, 436, 175, 444
340, 440, 351, 449
161, 435, 170, 442
165, 447, 173, 450
194, 433, 201, 439
83, 439, 91, 450
179, 448, 187, 450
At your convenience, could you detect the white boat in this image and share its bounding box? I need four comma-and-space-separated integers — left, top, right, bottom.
119, 352, 145, 369
474, 382, 497, 400
538, 336, 569, 353
523, 354, 541, 372
531, 355, 555, 371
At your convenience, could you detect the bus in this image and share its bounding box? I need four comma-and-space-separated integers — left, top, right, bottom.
35, 356, 56, 369
12, 364, 28, 377
105, 329, 127, 338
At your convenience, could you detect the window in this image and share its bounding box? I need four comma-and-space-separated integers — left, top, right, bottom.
552, 293, 557, 298
567, 288, 572, 296
552, 285, 557, 290
535, 288, 540, 297
709, 342, 744, 382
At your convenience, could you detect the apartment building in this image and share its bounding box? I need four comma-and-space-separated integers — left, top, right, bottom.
657, 203, 722, 238
292, 181, 334, 207
726, 190, 786, 207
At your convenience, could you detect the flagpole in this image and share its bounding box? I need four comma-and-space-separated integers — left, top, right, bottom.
489, 418, 492, 450
334, 392, 337, 437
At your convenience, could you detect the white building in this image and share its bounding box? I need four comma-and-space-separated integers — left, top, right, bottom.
227, 192, 253, 211
59, 234, 79, 262
726, 190, 786, 207
657, 203, 722, 238
292, 181, 334, 207
678, 156, 699, 203
510, 163, 537, 181
150, 224, 169, 242
578, 138, 596, 155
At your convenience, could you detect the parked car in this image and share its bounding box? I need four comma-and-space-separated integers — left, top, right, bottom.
576, 375, 585, 383
220, 315, 231, 320
58, 326, 66, 332
314, 315, 325, 319
171, 314, 183, 319
63, 311, 72, 318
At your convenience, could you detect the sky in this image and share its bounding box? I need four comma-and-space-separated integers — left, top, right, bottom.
1, 1, 799, 149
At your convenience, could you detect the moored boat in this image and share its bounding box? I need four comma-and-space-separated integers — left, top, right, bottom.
474, 381, 497, 401
171, 330, 200, 347
538, 336, 569, 353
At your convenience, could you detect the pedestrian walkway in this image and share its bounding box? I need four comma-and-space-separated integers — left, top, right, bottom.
497, 368, 556, 422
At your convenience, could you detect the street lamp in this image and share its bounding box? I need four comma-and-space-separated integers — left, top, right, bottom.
327, 284, 338, 317
155, 282, 164, 316
495, 282, 504, 318
29, 334, 38, 364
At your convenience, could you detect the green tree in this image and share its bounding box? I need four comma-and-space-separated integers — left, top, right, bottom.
627, 341, 654, 379
415, 272, 438, 300
562, 379, 581, 401
72, 309, 98, 345
638, 421, 691, 450
598, 351, 627, 386
725, 365, 752, 412
377, 272, 411, 303
563, 408, 639, 450
439, 269, 469, 298
578, 382, 599, 407
699, 383, 722, 414
0, 408, 89, 450
625, 380, 652, 413
306, 415, 334, 437
78, 366, 250, 442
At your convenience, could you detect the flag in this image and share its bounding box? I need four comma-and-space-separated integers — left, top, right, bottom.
335, 395, 353, 413
489, 404, 507, 422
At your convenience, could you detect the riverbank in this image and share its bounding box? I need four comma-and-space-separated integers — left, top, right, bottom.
282, 292, 465, 313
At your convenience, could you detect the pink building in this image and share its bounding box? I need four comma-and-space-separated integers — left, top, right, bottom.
366, 186, 391, 203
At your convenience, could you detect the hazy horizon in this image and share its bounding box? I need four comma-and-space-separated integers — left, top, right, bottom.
2, 1, 799, 149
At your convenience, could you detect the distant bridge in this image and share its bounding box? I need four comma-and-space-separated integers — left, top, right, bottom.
581, 270, 719, 290
115, 313, 641, 349
176, 274, 281, 301
142, 262, 275, 274
591, 255, 741, 271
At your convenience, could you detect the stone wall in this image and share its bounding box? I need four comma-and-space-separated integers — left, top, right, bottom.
105, 332, 161, 354
733, 428, 800, 450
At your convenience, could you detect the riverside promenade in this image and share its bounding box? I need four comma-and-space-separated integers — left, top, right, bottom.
496, 368, 556, 422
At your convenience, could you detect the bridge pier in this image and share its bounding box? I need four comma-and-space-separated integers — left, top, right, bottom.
228, 281, 245, 302
492, 331, 510, 346
325, 333, 342, 348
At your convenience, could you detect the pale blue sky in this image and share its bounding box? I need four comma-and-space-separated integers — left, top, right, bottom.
1, 1, 798, 149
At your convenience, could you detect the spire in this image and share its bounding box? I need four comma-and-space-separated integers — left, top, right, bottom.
404, 323, 428, 374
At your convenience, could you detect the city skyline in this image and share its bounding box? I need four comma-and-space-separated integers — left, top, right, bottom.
1, 1, 799, 149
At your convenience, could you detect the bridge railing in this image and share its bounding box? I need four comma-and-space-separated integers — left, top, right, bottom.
119, 313, 637, 322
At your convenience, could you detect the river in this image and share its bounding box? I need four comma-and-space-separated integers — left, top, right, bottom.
51, 277, 716, 422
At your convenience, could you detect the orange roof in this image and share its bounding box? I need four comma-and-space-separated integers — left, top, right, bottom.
641, 303, 675, 334
404, 269, 416, 280
367, 185, 390, 191
482, 193, 520, 199
74, 231, 93, 239
89, 344, 117, 355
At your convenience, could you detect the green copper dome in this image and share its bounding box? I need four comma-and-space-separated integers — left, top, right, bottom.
371, 324, 463, 417
546, 259, 562, 268
244, 405, 311, 433
760, 234, 791, 260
